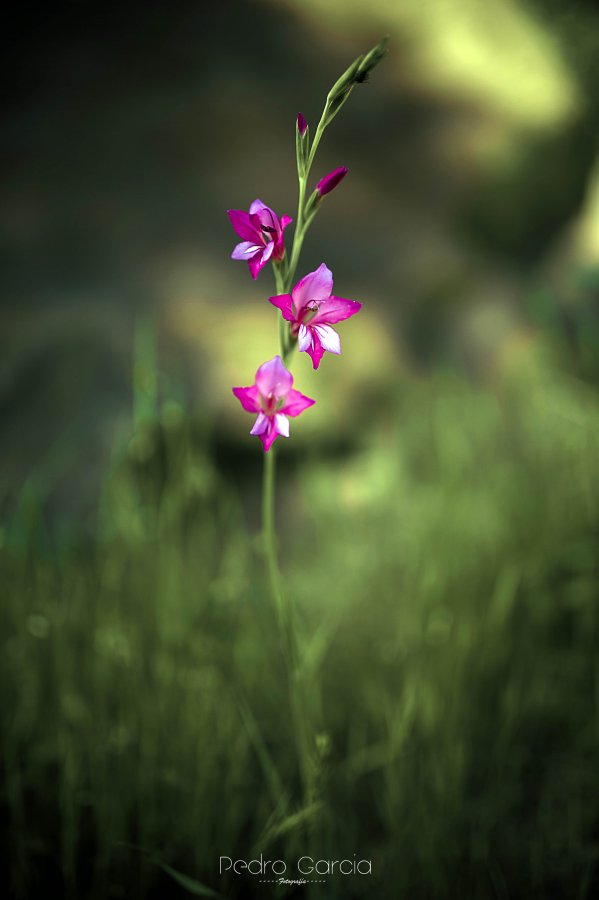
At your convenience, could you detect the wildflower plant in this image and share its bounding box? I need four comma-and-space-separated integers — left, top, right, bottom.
229, 36, 388, 833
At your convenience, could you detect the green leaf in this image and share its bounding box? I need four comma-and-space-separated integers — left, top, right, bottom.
253, 801, 323, 855
158, 861, 225, 899
235, 692, 289, 818
119, 844, 225, 899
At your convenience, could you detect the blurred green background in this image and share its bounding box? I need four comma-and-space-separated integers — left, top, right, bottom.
1, 0, 599, 897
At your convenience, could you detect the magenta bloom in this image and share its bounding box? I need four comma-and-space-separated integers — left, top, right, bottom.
228, 200, 292, 280
315, 166, 348, 197
269, 263, 362, 370
232, 356, 315, 452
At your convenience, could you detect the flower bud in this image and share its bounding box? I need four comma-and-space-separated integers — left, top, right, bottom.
315, 166, 348, 197
296, 113, 310, 176
326, 56, 363, 105
322, 37, 388, 128
355, 35, 389, 83
296, 112, 308, 137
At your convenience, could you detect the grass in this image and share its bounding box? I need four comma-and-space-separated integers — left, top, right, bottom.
1, 339, 599, 899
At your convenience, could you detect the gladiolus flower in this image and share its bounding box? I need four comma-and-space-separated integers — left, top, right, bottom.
315, 166, 348, 197
232, 355, 315, 452
269, 263, 361, 370
228, 200, 292, 280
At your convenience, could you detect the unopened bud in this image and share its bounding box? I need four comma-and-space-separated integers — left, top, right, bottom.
355, 35, 389, 83
316, 166, 348, 197
326, 55, 364, 105
296, 112, 308, 137
296, 113, 310, 176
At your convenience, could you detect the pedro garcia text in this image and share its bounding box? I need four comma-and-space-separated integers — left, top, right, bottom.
220, 855, 372, 876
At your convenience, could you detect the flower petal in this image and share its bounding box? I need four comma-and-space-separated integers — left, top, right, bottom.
259, 421, 280, 452
250, 412, 269, 435
261, 241, 275, 264
291, 263, 333, 314
297, 324, 313, 352
249, 199, 277, 231
273, 216, 291, 259
231, 241, 262, 260
248, 198, 269, 216
311, 296, 362, 325
305, 329, 326, 369
255, 355, 293, 400
274, 413, 290, 437
269, 293, 295, 321
227, 209, 259, 242
313, 324, 341, 354
281, 389, 316, 417
232, 385, 260, 413
248, 254, 265, 280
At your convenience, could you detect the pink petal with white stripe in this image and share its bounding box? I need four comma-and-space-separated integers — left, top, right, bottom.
250, 413, 269, 435
297, 324, 312, 352
261, 241, 275, 264
275, 413, 290, 437
312, 324, 341, 354
231, 241, 262, 260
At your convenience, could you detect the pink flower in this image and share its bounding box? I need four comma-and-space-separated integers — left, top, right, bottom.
269, 263, 362, 370
232, 356, 315, 452
228, 200, 292, 280
315, 166, 348, 196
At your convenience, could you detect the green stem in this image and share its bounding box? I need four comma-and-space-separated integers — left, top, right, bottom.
273, 261, 288, 356
307, 105, 328, 172
282, 341, 296, 368
262, 448, 284, 634
262, 448, 314, 809
287, 177, 307, 289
